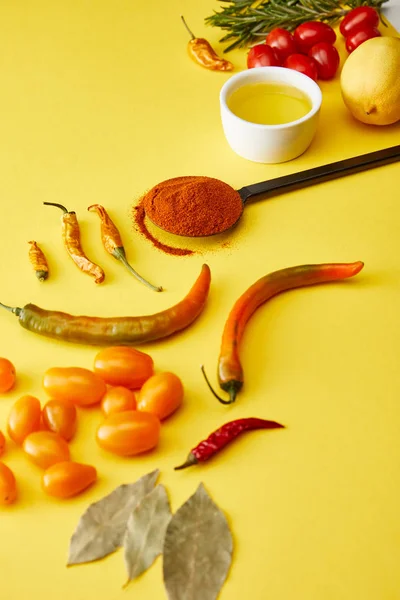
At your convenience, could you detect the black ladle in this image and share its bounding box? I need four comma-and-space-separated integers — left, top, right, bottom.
148, 144, 400, 237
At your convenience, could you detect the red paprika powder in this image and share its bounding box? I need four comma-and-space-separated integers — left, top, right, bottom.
133, 175, 243, 256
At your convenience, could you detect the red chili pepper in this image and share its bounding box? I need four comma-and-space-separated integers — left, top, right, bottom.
202, 261, 364, 405
174, 417, 284, 470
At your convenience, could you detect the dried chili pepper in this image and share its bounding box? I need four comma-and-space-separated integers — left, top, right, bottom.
0, 264, 210, 346
181, 16, 233, 72
202, 261, 364, 405
43, 202, 105, 284
175, 417, 284, 470
88, 204, 162, 292
28, 241, 49, 282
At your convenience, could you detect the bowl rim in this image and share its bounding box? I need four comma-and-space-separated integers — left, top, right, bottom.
220, 66, 322, 130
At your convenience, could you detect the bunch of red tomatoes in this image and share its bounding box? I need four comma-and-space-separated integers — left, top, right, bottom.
247, 6, 381, 81
0, 348, 184, 504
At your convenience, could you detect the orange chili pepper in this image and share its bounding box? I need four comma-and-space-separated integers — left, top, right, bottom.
43, 202, 105, 284
88, 204, 162, 292
202, 261, 364, 404
28, 241, 49, 282
0, 264, 211, 346
181, 16, 233, 72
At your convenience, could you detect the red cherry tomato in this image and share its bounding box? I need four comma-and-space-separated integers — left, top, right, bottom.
345, 26, 381, 53
308, 42, 340, 80
247, 44, 281, 68
340, 6, 379, 37
283, 53, 319, 81
293, 21, 336, 52
265, 28, 298, 60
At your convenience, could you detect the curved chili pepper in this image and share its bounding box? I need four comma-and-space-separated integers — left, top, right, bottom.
202, 261, 364, 405
175, 417, 284, 470
43, 202, 105, 284
181, 15, 233, 72
88, 204, 162, 292
28, 241, 49, 282
0, 264, 210, 346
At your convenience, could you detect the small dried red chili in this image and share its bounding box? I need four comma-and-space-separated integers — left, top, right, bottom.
88, 204, 162, 292
202, 261, 364, 404
0, 264, 211, 346
175, 417, 284, 470
44, 202, 105, 284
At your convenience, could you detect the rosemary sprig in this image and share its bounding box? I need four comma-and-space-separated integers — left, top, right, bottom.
205, 0, 389, 52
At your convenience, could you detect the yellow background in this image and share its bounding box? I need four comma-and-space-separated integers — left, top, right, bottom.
0, 1, 400, 599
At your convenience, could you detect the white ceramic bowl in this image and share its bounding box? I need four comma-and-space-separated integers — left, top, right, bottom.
220, 66, 322, 164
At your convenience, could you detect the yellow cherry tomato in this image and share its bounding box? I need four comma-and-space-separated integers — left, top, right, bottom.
23, 431, 70, 469
101, 386, 137, 417
42, 461, 97, 498
0, 431, 5, 457
43, 367, 106, 407
0, 461, 17, 505
42, 399, 77, 441
137, 372, 184, 420
93, 346, 154, 389
0, 357, 16, 393
7, 395, 42, 445
96, 410, 160, 456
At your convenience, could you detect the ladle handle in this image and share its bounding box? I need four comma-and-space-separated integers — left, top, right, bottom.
238, 145, 400, 203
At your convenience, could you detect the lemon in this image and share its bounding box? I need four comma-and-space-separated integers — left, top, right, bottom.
340, 36, 400, 126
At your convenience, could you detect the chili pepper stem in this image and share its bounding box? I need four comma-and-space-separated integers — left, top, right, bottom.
201, 365, 236, 405
43, 201, 69, 213
174, 452, 198, 471
181, 15, 196, 40
36, 270, 48, 282
0, 302, 21, 317
112, 247, 163, 292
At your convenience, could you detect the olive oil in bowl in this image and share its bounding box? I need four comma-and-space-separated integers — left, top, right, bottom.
227, 82, 312, 125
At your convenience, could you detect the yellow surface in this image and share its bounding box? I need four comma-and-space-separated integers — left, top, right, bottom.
0, 2, 399, 599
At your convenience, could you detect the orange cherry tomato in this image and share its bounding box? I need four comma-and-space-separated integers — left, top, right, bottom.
96, 410, 160, 456
93, 346, 154, 389
42, 461, 97, 498
7, 395, 42, 445
23, 431, 70, 469
0, 357, 16, 393
43, 367, 106, 407
137, 372, 184, 420
42, 399, 77, 441
0, 461, 17, 505
0, 431, 5, 457
101, 386, 137, 417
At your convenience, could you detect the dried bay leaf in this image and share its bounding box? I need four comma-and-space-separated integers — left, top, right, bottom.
67, 469, 159, 566
123, 484, 171, 585
163, 482, 233, 600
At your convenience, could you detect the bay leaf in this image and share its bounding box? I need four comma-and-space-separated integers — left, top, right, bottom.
123, 484, 171, 585
163, 482, 233, 600
67, 469, 159, 566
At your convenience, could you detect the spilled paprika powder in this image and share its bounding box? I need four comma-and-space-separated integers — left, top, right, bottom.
133, 176, 243, 256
